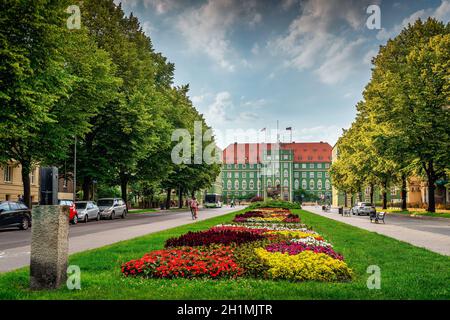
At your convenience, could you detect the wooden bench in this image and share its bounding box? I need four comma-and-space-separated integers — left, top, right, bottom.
370, 212, 386, 224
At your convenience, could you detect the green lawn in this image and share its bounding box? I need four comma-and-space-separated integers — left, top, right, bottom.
128, 209, 158, 214
380, 208, 450, 219
0, 208, 449, 300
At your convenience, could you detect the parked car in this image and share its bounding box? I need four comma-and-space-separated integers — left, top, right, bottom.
0, 201, 32, 230
75, 201, 100, 223
59, 199, 78, 224
351, 202, 376, 216
97, 198, 127, 220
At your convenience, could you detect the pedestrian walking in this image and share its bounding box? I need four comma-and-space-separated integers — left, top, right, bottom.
190, 197, 199, 220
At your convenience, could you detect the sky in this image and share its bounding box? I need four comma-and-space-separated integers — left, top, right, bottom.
114, 0, 450, 149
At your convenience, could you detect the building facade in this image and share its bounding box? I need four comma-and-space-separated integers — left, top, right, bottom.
0, 162, 40, 204
221, 142, 333, 203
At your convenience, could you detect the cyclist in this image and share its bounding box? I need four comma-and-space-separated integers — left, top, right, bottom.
190, 197, 199, 220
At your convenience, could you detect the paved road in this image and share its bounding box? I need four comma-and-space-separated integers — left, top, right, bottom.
303, 206, 450, 256
0, 206, 244, 272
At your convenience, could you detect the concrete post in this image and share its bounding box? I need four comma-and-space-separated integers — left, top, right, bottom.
30, 205, 69, 290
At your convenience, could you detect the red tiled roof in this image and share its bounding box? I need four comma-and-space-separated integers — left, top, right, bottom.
222, 142, 332, 164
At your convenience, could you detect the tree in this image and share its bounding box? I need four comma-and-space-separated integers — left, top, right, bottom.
0, 0, 116, 207
364, 18, 450, 212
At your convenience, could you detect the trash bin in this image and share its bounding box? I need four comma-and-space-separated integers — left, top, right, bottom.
338, 207, 343, 215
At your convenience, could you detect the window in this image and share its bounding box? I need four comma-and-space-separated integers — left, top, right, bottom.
283, 162, 288, 168
227, 172, 232, 178
275, 179, 281, 188
294, 164, 299, 169
317, 180, 323, 190
302, 164, 306, 169
283, 170, 289, 178
234, 172, 239, 178
227, 180, 232, 190
325, 163, 330, 169
302, 172, 306, 178
309, 172, 314, 178
242, 164, 246, 169
249, 164, 254, 169
309, 180, 315, 190
3, 166, 12, 183
257, 180, 261, 190
242, 172, 246, 178
284, 180, 289, 187
302, 180, 307, 189
30, 168, 36, 185
275, 170, 280, 177
294, 179, 299, 190
227, 164, 231, 169
317, 163, 322, 169
249, 180, 254, 190
242, 180, 247, 190
325, 172, 329, 178
234, 180, 239, 190
267, 168, 272, 176
294, 172, 299, 178
274, 163, 279, 169
325, 180, 331, 190
317, 172, 322, 178
249, 172, 254, 178
283, 155, 288, 160
267, 179, 272, 188
235, 164, 239, 169
309, 163, 314, 169
0, 203, 9, 212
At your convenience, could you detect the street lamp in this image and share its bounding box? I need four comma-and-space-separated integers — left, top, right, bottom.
73, 136, 77, 202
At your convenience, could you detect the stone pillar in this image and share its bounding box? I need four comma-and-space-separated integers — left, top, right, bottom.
30, 205, 69, 290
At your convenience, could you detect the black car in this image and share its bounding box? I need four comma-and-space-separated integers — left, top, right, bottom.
0, 201, 32, 230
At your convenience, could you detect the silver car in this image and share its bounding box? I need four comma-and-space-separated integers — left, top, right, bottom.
97, 198, 127, 220
351, 202, 376, 216
75, 201, 100, 223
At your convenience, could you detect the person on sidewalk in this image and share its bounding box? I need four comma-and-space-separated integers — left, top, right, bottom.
190, 197, 199, 220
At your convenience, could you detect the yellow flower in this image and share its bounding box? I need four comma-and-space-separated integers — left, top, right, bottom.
254, 248, 353, 282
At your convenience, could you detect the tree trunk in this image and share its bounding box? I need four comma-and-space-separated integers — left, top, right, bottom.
178, 187, 183, 209
165, 188, 171, 209
401, 175, 407, 211
424, 161, 436, 213
370, 183, 374, 204
382, 179, 388, 210
21, 161, 31, 208
120, 174, 128, 204
427, 179, 436, 213
344, 192, 347, 208
82, 177, 91, 200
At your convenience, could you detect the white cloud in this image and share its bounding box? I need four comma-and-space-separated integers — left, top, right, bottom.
294, 125, 342, 145
377, 0, 450, 41
176, 0, 262, 71
270, 0, 378, 84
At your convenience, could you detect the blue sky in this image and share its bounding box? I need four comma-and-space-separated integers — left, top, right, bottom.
115, 0, 450, 148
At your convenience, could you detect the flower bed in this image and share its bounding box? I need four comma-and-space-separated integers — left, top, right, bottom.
164, 229, 266, 247
122, 246, 243, 279
122, 207, 352, 282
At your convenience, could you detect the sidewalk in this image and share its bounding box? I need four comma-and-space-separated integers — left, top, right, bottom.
0, 206, 244, 273
303, 206, 450, 256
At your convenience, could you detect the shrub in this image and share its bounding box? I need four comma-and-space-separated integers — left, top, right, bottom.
265, 241, 343, 260
255, 249, 353, 282
247, 200, 302, 210
250, 196, 264, 203
165, 229, 266, 247
121, 246, 243, 279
